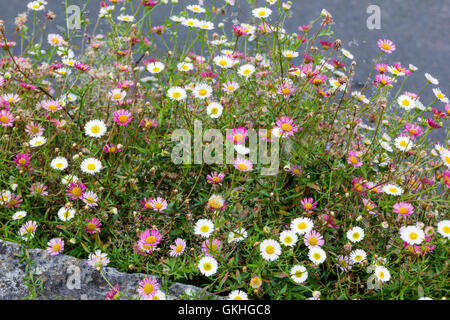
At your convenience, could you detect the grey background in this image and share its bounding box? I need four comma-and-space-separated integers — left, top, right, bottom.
1, 0, 449, 141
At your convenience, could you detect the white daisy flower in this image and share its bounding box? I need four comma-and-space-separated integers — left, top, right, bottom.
282, 50, 299, 59
234, 144, 250, 155
198, 256, 218, 276
61, 174, 79, 185
27, 1, 45, 11
308, 247, 326, 264
192, 83, 213, 99
118, 15, 135, 23
194, 219, 214, 238
182, 18, 200, 28
437, 220, 450, 239
109, 89, 126, 102
374, 266, 391, 282
400, 225, 425, 245
228, 290, 248, 300
397, 94, 415, 111
394, 136, 414, 152
346, 226, 365, 243
432, 88, 449, 103
290, 217, 314, 235
146, 62, 165, 74
84, 120, 107, 138
290, 265, 308, 284
80, 157, 103, 175
341, 49, 353, 59
350, 249, 366, 264
177, 62, 194, 72
259, 239, 282, 261
252, 7, 272, 18
238, 64, 256, 78
424, 73, 439, 85
57, 207, 76, 221
29, 136, 47, 148
187, 4, 206, 13
50, 157, 68, 170
167, 86, 187, 101
12, 211, 27, 220
214, 55, 234, 69
197, 21, 214, 30
440, 150, 450, 168
382, 184, 404, 196
227, 228, 248, 243
279, 230, 298, 247
206, 102, 223, 118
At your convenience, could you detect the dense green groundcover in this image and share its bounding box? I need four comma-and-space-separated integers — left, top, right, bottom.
0, 0, 448, 300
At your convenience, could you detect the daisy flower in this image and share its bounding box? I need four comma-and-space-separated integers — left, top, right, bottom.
442, 170, 450, 188
50, 157, 68, 170
4, 193, 22, 209
397, 95, 415, 111
208, 194, 226, 210
85, 120, 107, 138
347, 150, 363, 167
29, 136, 46, 147
304, 230, 324, 248
28, 1, 45, 11
425, 73, 439, 85
146, 61, 165, 74
66, 182, 86, 200
234, 157, 253, 172
206, 171, 225, 184
432, 88, 449, 103
194, 219, 214, 238
140, 197, 153, 209
2, 93, 20, 104
337, 255, 353, 271
350, 249, 367, 264
346, 226, 365, 243
198, 256, 218, 276
382, 184, 404, 196
88, 250, 110, 270
291, 217, 314, 235
282, 50, 299, 59
61, 174, 79, 185
150, 197, 167, 211
227, 228, 248, 243
377, 39, 396, 54
14, 153, 31, 169
202, 238, 222, 257
394, 136, 414, 152
279, 230, 298, 247
374, 266, 391, 282
25, 122, 44, 137
277, 81, 295, 97
0, 110, 14, 127
437, 220, 450, 239
276, 116, 299, 137
341, 49, 353, 59
260, 239, 282, 261
114, 109, 133, 126
222, 80, 240, 94
109, 89, 126, 102
30, 182, 48, 197
57, 207, 76, 221
400, 225, 425, 245
80, 157, 103, 175
47, 238, 64, 256
290, 265, 308, 284
177, 62, 194, 72
192, 83, 213, 99
308, 247, 326, 264
85, 217, 102, 234
169, 238, 186, 257
404, 123, 424, 139
167, 86, 187, 101
252, 7, 272, 18
139, 229, 162, 249
137, 277, 159, 298
118, 15, 135, 22
20, 220, 38, 240
238, 64, 256, 78
227, 127, 248, 144
12, 210, 27, 220
48, 33, 65, 46
228, 290, 248, 300
289, 165, 303, 177
207, 102, 223, 118
300, 197, 317, 211
82, 191, 98, 207
393, 202, 414, 217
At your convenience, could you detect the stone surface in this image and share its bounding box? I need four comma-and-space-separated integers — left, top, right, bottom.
0, 240, 217, 300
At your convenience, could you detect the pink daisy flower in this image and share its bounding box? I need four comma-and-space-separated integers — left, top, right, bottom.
139, 229, 162, 248
25, 122, 44, 137
310, 74, 327, 86
304, 230, 324, 248
14, 153, 31, 169
375, 63, 389, 73
47, 238, 64, 256
74, 62, 91, 72
139, 118, 158, 128
39, 99, 63, 113
300, 197, 317, 211
20, 220, 38, 239
85, 217, 102, 234
404, 123, 424, 140
207, 171, 225, 184
82, 191, 98, 207
66, 182, 86, 200
277, 82, 295, 97
290, 165, 304, 177
0, 109, 14, 127
337, 255, 353, 272
137, 277, 159, 299
427, 118, 441, 129
133, 241, 149, 256
150, 197, 167, 211
393, 202, 414, 217
169, 238, 187, 257
362, 198, 377, 214
276, 116, 299, 138
140, 197, 154, 210
375, 74, 393, 87
201, 238, 222, 257
443, 170, 450, 188
234, 157, 253, 172
347, 150, 363, 167
103, 144, 122, 153
352, 177, 367, 195
232, 25, 249, 37
227, 127, 248, 144
105, 285, 120, 300
30, 182, 48, 197
377, 39, 396, 54
5, 193, 23, 208
113, 109, 133, 126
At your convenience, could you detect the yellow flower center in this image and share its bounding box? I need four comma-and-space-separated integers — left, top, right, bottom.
265, 245, 275, 254
113, 93, 122, 100
118, 115, 128, 123
381, 43, 391, 50
71, 187, 82, 197
313, 253, 321, 260
200, 225, 209, 233
298, 222, 307, 230
0, 116, 9, 123
52, 244, 61, 252
294, 270, 303, 278
304, 203, 312, 209
352, 233, 360, 239
18, 159, 27, 165
238, 163, 247, 171
143, 284, 154, 295
398, 207, 408, 215
87, 163, 96, 171
389, 187, 397, 193
172, 92, 181, 99
175, 244, 183, 253
409, 232, 418, 240
87, 223, 96, 231
91, 126, 100, 134
26, 226, 35, 232
443, 226, 449, 234
402, 99, 410, 106
233, 133, 244, 142
284, 236, 292, 244
349, 156, 358, 164
154, 202, 163, 209
308, 237, 318, 246
198, 89, 208, 96
146, 236, 157, 244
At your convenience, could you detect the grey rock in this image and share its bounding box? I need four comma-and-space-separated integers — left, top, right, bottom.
0, 240, 219, 300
